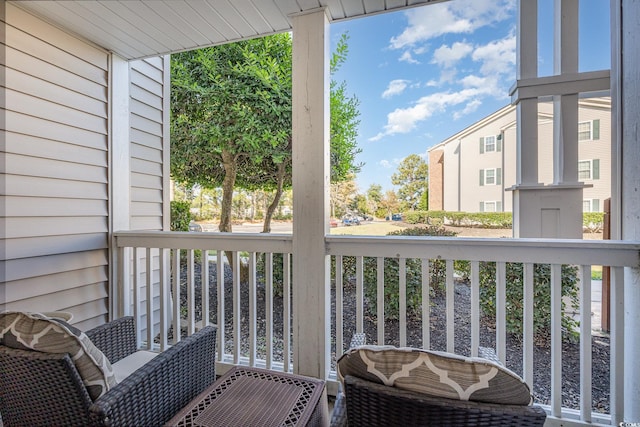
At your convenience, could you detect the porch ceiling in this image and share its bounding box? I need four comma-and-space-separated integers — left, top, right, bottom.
9, 0, 446, 61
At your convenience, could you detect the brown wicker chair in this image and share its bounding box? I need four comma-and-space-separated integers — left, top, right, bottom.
330, 335, 547, 427
0, 316, 217, 427
340, 375, 547, 426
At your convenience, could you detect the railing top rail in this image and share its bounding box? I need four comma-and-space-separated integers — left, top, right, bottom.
114, 230, 293, 253
326, 235, 640, 267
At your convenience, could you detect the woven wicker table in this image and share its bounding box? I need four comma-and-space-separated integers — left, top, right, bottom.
165, 366, 329, 427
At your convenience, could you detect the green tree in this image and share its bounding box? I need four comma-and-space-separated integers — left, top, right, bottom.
391, 154, 429, 211
171, 34, 292, 233
171, 33, 362, 234
330, 177, 358, 218
378, 190, 400, 219
366, 184, 383, 218
330, 34, 363, 182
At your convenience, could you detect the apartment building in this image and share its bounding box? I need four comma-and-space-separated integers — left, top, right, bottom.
428, 98, 611, 213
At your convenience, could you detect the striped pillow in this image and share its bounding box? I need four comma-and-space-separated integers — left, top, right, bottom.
337, 345, 532, 406
0, 311, 117, 400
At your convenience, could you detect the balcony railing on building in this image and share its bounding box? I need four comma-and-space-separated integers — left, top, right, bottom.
114, 230, 639, 426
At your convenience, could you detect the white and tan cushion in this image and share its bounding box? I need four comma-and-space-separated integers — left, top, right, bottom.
0, 311, 117, 400
337, 345, 532, 406
112, 350, 158, 382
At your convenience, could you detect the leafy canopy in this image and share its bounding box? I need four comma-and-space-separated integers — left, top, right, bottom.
171, 34, 293, 189
391, 154, 429, 211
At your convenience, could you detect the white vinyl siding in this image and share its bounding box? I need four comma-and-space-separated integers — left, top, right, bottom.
129, 57, 170, 231
127, 56, 171, 335
3, 4, 110, 329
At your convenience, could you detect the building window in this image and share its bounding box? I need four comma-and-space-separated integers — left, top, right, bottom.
578, 119, 600, 141
485, 135, 496, 152
479, 135, 501, 153
583, 199, 601, 212
479, 168, 502, 186
480, 201, 503, 212
485, 168, 496, 184
578, 159, 600, 180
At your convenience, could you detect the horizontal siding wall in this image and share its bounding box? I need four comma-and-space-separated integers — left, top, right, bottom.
126, 57, 169, 334
129, 56, 168, 232
2, 4, 110, 330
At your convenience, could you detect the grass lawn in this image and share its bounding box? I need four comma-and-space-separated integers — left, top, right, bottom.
330, 221, 405, 236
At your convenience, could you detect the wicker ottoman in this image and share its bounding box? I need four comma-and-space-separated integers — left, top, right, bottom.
166, 366, 329, 427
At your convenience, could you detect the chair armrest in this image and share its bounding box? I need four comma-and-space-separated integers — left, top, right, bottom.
89, 325, 217, 427
330, 332, 367, 426
86, 317, 137, 364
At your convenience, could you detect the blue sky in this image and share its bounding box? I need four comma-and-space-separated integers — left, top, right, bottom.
329, 0, 611, 192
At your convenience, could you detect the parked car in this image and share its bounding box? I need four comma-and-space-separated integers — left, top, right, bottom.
188, 221, 203, 232
341, 214, 361, 226
329, 218, 339, 228
391, 213, 403, 221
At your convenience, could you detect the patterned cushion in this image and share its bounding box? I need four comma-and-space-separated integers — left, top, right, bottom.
0, 311, 117, 400
337, 345, 532, 406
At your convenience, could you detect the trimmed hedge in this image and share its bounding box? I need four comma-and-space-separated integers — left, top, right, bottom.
403, 211, 512, 228
403, 210, 605, 233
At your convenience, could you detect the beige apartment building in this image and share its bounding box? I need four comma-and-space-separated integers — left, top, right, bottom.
428, 98, 611, 213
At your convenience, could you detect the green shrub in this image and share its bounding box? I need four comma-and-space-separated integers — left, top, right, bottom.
273, 212, 293, 221
403, 210, 512, 228
337, 224, 580, 343
170, 200, 192, 231
355, 226, 458, 320
583, 212, 604, 232
256, 253, 289, 297
478, 262, 580, 341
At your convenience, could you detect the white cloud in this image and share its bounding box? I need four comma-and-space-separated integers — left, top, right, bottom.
369, 86, 496, 141
460, 74, 490, 88
432, 41, 473, 68
471, 35, 516, 76
399, 51, 420, 64
379, 160, 393, 168
389, 0, 515, 50
382, 79, 410, 99
453, 99, 483, 120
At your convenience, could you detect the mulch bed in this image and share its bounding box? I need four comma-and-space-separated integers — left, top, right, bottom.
176, 262, 610, 413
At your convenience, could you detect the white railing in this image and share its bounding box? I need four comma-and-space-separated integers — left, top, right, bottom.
114, 231, 294, 376
327, 235, 639, 426
114, 230, 640, 426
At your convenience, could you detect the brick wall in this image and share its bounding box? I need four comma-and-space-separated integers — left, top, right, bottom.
429, 150, 444, 210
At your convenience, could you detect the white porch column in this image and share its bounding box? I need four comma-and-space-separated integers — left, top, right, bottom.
617, 0, 640, 421
552, 0, 578, 185
291, 8, 331, 379
511, 0, 585, 239
109, 54, 131, 320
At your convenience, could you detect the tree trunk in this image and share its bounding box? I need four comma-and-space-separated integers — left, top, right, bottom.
263, 162, 286, 233
219, 150, 237, 233
220, 150, 237, 272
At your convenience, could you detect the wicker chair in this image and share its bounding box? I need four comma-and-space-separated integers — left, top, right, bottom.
330, 335, 547, 427
340, 375, 547, 426
0, 316, 217, 427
